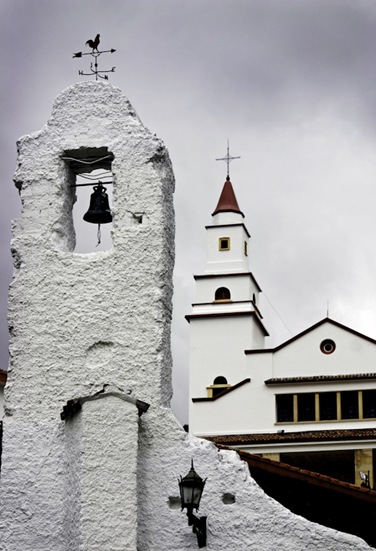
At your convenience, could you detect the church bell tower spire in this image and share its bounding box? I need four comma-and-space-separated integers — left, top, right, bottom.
186, 167, 268, 435
212, 175, 244, 217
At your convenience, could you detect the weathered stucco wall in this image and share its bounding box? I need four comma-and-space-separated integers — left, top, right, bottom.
0, 82, 372, 550
7, 81, 174, 415
139, 409, 373, 550
0, 384, 4, 418
0, 81, 175, 551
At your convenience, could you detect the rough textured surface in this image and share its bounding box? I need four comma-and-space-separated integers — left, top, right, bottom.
80, 396, 139, 551
7, 81, 174, 414
0, 82, 372, 550
138, 409, 373, 550
1, 81, 174, 551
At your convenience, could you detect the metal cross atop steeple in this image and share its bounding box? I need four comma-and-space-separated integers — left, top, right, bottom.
215, 140, 241, 177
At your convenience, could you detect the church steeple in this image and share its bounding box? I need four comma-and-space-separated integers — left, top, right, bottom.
212, 175, 244, 217
187, 169, 268, 434
203, 175, 251, 274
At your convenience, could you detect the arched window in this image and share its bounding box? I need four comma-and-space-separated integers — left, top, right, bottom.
213, 376, 228, 385
208, 375, 230, 398
215, 287, 231, 301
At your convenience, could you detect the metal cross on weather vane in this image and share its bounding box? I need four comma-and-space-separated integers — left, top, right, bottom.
215, 140, 241, 177
73, 34, 116, 80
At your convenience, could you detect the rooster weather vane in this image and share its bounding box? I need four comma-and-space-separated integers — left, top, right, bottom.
73, 34, 116, 80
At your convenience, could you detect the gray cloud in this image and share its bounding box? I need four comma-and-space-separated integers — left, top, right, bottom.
1, 0, 376, 423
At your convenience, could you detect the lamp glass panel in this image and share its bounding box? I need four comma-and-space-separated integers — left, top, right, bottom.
192, 486, 203, 507
182, 484, 194, 506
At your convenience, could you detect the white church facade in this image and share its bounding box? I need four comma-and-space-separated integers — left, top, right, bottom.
187, 175, 376, 489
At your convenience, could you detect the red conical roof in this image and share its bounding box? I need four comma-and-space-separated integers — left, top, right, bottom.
212, 176, 244, 217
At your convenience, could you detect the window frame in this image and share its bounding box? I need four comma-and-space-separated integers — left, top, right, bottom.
275, 389, 376, 424
218, 237, 230, 251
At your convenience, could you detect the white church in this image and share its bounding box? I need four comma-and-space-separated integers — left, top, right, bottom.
187, 173, 376, 489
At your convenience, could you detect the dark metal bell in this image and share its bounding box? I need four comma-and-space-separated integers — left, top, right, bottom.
83, 184, 112, 224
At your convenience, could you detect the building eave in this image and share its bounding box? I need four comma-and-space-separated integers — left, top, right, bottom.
205, 223, 250, 238
265, 373, 376, 385
204, 427, 376, 446
185, 310, 269, 336
193, 271, 262, 292
245, 317, 376, 355
191, 300, 264, 319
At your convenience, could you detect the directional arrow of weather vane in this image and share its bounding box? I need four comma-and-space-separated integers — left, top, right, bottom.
73, 34, 116, 81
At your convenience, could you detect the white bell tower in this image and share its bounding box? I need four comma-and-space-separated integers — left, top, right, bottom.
187, 174, 268, 434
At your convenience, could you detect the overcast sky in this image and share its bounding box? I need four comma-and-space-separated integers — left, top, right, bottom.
1, 0, 376, 423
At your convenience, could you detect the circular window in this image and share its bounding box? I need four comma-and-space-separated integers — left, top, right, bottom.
320, 339, 336, 354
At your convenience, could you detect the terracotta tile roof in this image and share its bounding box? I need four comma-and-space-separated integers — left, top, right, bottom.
205, 428, 376, 446
217, 446, 376, 546
217, 445, 376, 504
212, 176, 244, 217
265, 373, 376, 385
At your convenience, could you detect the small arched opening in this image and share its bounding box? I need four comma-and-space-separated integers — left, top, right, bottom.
215, 287, 231, 301
207, 375, 231, 398
213, 376, 228, 385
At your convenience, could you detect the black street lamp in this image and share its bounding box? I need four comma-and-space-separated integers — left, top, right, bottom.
179, 460, 207, 548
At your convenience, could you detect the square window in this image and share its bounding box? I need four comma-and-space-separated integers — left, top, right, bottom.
219, 237, 230, 251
